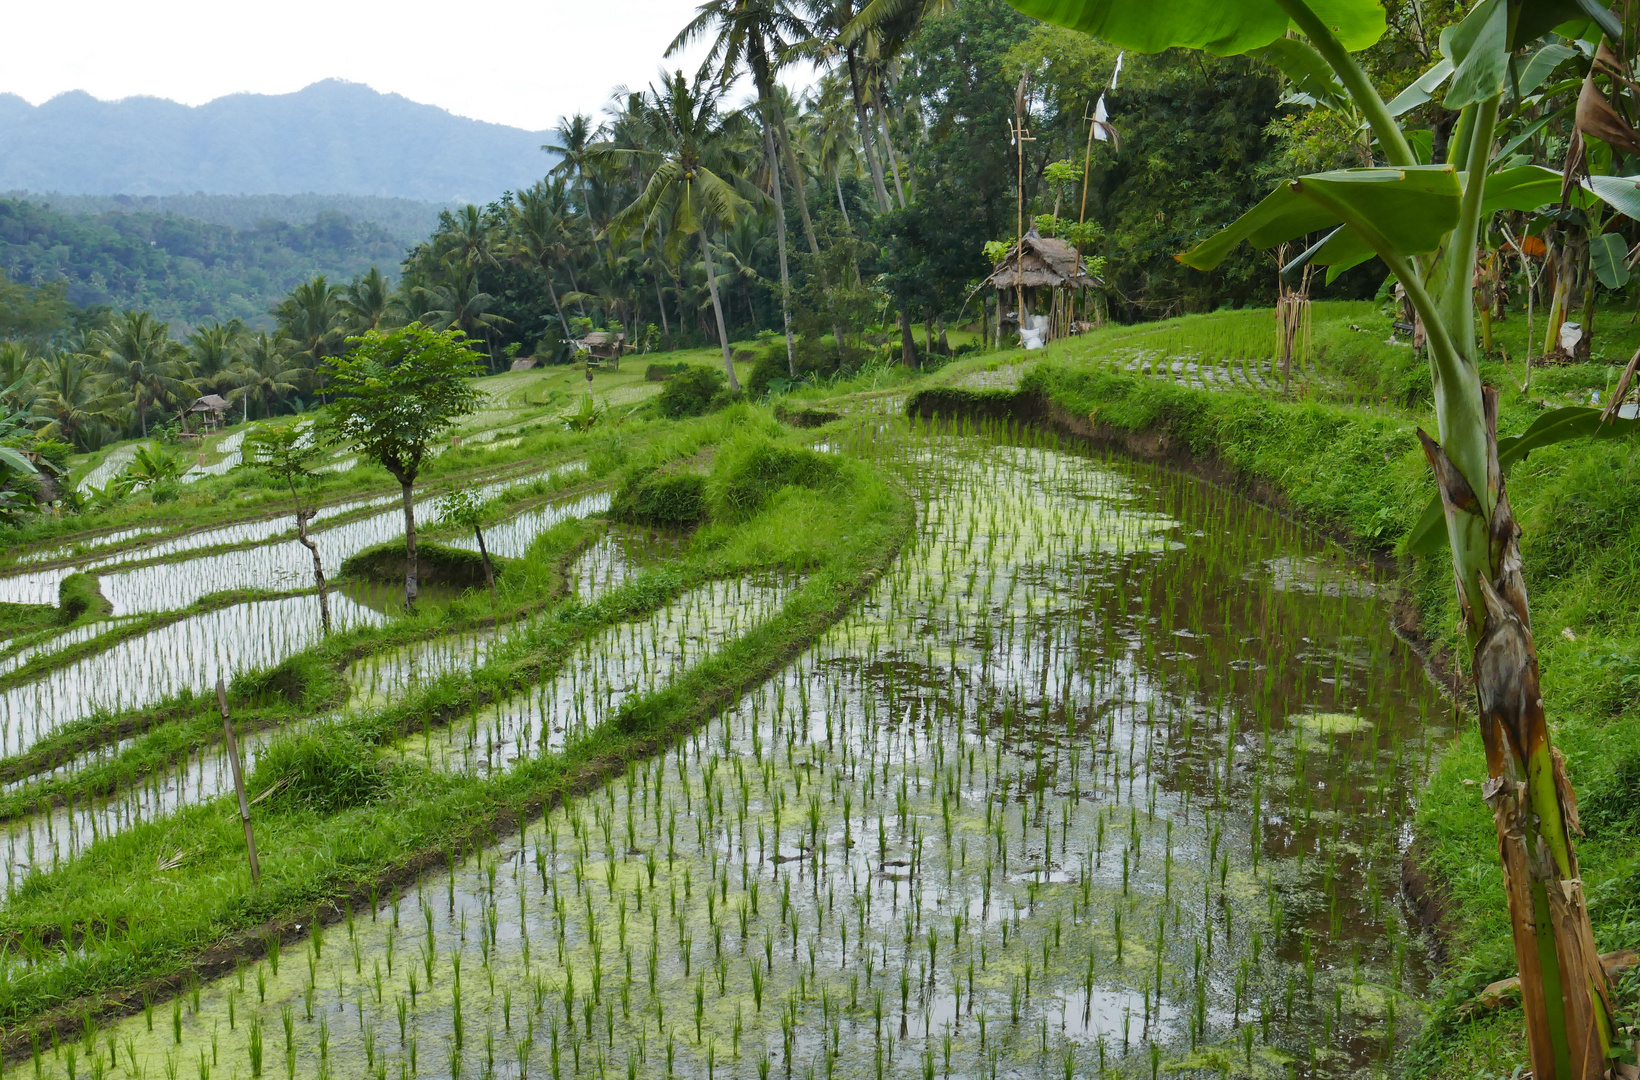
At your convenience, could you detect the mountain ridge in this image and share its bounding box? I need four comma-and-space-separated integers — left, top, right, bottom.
0, 80, 556, 203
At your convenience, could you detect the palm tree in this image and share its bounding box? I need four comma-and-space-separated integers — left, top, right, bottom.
608, 70, 763, 389
343, 268, 395, 335
438, 206, 499, 270
0, 341, 36, 411
673, 0, 819, 375
416, 262, 510, 367
186, 320, 246, 396
98, 311, 194, 438
275, 276, 345, 399
548, 114, 608, 259
230, 333, 304, 421
28, 351, 122, 450
503, 180, 579, 340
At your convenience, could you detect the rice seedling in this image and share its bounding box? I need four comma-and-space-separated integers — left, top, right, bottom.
9, 422, 1448, 1079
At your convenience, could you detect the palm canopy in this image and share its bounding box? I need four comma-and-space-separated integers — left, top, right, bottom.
343, 268, 395, 334
28, 351, 122, 449
671, 0, 810, 96
97, 310, 194, 438
606, 70, 764, 261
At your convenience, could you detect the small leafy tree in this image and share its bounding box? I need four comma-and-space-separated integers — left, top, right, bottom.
439, 490, 498, 611
318, 326, 482, 608
244, 425, 332, 633
1001, 0, 1640, 1073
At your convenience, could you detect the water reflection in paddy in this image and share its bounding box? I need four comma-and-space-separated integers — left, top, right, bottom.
11, 433, 1447, 1079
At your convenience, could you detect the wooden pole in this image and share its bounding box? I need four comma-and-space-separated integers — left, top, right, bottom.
217, 677, 261, 885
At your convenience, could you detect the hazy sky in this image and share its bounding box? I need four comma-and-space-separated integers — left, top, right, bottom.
3, 0, 795, 132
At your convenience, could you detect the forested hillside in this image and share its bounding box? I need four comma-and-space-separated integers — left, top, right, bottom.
0, 198, 403, 326
6, 193, 447, 250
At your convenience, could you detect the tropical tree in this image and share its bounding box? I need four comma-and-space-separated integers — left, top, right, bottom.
502, 180, 579, 341
244, 425, 332, 633
343, 268, 396, 335
275, 276, 346, 398
608, 70, 762, 389
548, 114, 609, 256
186, 320, 246, 398
439, 489, 499, 612
28, 351, 122, 449
999, 0, 1635, 1073
673, 0, 815, 374
318, 325, 482, 608
115, 444, 185, 496
231, 333, 304, 421
416, 263, 510, 367
98, 311, 194, 438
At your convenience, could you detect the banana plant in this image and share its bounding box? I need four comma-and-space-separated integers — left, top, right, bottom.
999, 0, 1625, 1074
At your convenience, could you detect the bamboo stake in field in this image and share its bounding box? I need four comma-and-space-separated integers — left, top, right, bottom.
217, 677, 261, 885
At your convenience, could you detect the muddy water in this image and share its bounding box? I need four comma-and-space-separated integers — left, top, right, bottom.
11, 434, 1445, 1079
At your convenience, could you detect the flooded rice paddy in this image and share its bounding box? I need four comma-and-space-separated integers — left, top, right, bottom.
4, 431, 1447, 1079
0, 595, 385, 757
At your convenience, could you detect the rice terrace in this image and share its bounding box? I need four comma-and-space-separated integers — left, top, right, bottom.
2, 0, 1640, 1077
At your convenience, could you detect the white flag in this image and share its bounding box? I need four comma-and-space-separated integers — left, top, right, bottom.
1093, 95, 1109, 141
1110, 51, 1124, 89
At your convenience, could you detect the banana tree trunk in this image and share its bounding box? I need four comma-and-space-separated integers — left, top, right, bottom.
1419, 388, 1615, 1079
698, 228, 739, 390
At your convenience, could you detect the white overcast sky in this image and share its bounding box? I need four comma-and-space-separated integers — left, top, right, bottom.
2, 0, 813, 131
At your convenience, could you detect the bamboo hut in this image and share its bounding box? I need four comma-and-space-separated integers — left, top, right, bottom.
985, 229, 1103, 347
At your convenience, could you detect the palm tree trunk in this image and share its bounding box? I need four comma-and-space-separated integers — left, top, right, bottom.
137, 389, 147, 439
698, 228, 739, 390
542, 266, 572, 340
761, 116, 799, 379
654, 273, 671, 339
878, 104, 907, 210
847, 49, 893, 213
835, 174, 852, 228
400, 479, 419, 609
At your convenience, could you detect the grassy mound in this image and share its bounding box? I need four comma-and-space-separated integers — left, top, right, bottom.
609, 467, 708, 527
57, 572, 111, 623
339, 539, 498, 588
247, 725, 393, 815
705, 436, 844, 522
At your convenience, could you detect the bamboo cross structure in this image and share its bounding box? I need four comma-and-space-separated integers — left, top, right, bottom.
1009, 115, 1035, 344
217, 677, 262, 885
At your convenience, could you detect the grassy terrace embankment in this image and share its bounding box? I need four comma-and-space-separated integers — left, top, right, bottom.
901, 304, 1640, 1077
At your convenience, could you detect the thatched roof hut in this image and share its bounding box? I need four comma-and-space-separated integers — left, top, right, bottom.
984, 230, 1102, 291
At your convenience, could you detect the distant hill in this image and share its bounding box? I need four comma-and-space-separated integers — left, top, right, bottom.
3, 193, 450, 251
0, 197, 404, 328
0, 80, 556, 204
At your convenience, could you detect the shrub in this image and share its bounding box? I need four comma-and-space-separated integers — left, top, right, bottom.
58, 572, 109, 623
657, 366, 726, 418
706, 437, 843, 523
247, 726, 390, 815
645, 362, 689, 382
609, 467, 707, 527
